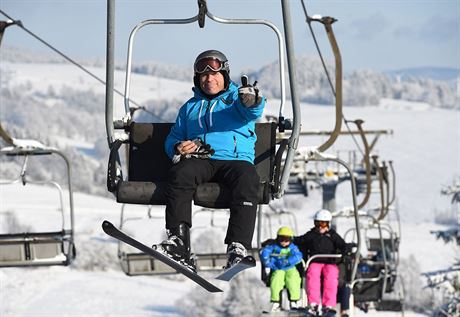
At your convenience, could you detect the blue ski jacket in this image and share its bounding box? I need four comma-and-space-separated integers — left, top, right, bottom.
260, 242, 303, 271
164, 81, 265, 163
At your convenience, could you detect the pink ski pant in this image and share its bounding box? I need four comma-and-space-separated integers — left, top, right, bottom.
306, 262, 339, 307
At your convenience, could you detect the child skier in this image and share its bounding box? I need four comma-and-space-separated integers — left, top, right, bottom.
293, 209, 348, 317
260, 226, 303, 312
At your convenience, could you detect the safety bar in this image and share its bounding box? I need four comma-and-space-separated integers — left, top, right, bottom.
303, 150, 361, 283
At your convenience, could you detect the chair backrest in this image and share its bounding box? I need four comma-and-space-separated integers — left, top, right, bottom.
128, 123, 173, 182
118, 122, 276, 206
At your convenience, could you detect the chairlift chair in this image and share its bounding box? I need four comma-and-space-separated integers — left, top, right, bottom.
346, 214, 404, 315
259, 239, 307, 311
104, 0, 305, 274
0, 143, 76, 267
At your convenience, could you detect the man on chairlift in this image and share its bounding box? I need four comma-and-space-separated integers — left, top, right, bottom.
157, 49, 266, 271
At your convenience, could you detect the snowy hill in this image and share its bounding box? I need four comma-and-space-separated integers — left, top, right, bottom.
385, 67, 460, 82
1, 50, 459, 213
1, 47, 459, 316
245, 56, 459, 109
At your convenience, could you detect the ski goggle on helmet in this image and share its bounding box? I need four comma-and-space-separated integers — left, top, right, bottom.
194, 50, 230, 74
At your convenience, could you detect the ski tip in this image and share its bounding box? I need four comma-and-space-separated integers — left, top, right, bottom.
239, 256, 256, 267
245, 255, 256, 264
101, 220, 114, 232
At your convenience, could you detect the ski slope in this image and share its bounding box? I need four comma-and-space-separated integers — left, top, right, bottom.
1, 181, 451, 316
1, 99, 459, 316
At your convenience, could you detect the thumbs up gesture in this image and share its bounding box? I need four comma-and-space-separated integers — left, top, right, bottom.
238, 75, 262, 107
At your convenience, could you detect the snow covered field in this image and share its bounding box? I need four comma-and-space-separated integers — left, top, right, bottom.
0, 183, 452, 317
1, 55, 459, 316
1, 99, 459, 316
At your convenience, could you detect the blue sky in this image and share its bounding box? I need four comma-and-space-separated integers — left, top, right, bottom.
1, 0, 459, 75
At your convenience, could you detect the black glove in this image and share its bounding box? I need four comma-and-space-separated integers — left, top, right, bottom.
238, 75, 262, 107
343, 242, 358, 255
172, 139, 215, 164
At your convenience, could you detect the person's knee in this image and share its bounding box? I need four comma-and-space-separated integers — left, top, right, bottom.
168, 161, 199, 184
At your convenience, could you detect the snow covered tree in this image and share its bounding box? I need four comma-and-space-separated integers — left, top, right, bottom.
424, 179, 460, 317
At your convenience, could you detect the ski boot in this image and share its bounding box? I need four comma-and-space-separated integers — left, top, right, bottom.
224, 242, 247, 269
290, 301, 298, 310
270, 301, 281, 313
305, 304, 319, 316
321, 306, 337, 317
156, 223, 196, 272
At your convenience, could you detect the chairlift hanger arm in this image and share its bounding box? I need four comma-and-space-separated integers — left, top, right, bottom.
381, 161, 391, 220
0, 15, 22, 47
388, 161, 396, 207
316, 17, 342, 153
371, 155, 387, 222
0, 123, 14, 146
349, 119, 372, 210
274, 0, 302, 199
301, 5, 343, 153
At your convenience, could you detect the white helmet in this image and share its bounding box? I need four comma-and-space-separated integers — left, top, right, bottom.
314, 209, 332, 222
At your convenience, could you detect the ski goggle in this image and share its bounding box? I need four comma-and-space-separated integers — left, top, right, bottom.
277, 235, 292, 242
315, 220, 329, 228
194, 57, 227, 74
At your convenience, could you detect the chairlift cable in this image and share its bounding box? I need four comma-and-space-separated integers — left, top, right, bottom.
300, 1, 364, 155
0, 9, 164, 122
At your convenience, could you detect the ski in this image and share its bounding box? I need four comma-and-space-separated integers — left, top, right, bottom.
101, 220, 222, 293
214, 255, 256, 281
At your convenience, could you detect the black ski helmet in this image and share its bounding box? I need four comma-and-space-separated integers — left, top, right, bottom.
193, 49, 230, 92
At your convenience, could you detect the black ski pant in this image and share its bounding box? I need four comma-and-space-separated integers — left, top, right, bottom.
164, 158, 260, 249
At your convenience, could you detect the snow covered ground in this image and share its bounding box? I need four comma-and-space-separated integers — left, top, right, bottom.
1, 59, 459, 316
1, 100, 459, 316
0, 183, 451, 317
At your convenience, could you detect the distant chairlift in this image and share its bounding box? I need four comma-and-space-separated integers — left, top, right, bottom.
117, 204, 175, 275
104, 0, 304, 273
346, 210, 404, 314
0, 140, 76, 267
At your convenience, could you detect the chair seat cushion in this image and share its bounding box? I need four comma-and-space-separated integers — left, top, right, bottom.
116, 180, 267, 208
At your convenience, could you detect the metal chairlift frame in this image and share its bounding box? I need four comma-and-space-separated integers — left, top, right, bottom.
104, 0, 307, 274
344, 212, 404, 314
303, 254, 343, 308
117, 203, 172, 275
0, 144, 76, 267
104, 0, 303, 197
260, 203, 299, 240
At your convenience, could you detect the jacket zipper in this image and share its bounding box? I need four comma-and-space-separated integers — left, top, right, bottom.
203, 100, 210, 143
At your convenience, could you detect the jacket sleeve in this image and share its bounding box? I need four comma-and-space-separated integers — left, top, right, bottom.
293, 233, 306, 259
287, 244, 303, 266
233, 89, 266, 121
164, 104, 188, 159
260, 244, 276, 269
332, 231, 347, 253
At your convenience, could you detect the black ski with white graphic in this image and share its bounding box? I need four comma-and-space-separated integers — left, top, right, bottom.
102, 220, 222, 293
215, 255, 256, 281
